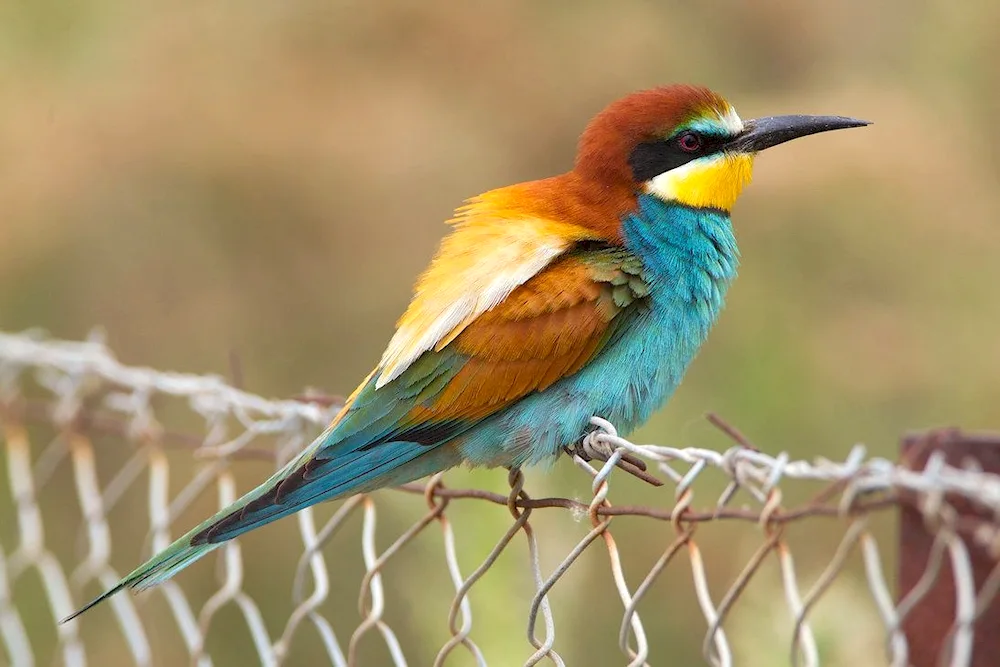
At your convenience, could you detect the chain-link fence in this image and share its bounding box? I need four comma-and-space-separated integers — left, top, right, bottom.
2, 330, 999, 666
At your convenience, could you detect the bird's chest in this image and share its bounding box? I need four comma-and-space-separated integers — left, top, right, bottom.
460, 199, 740, 466
600, 197, 740, 428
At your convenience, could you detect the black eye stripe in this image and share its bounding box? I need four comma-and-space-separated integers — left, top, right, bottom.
672, 130, 727, 153
627, 132, 728, 182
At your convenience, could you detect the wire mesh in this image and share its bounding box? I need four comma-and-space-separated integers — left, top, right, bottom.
1, 329, 999, 667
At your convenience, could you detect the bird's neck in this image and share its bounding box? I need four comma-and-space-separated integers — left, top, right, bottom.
621, 195, 740, 326
572, 195, 739, 434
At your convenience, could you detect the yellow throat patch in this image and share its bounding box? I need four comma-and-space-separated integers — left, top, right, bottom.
645, 152, 755, 211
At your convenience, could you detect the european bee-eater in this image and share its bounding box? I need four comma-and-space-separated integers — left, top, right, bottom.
64, 84, 867, 621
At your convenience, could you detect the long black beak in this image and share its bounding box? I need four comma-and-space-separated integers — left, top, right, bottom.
732, 115, 870, 153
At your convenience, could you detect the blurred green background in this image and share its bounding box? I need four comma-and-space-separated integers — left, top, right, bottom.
2, 0, 999, 665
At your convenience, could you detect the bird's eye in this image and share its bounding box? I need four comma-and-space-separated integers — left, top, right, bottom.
677, 132, 702, 153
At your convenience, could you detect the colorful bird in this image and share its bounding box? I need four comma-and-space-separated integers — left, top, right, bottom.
64, 84, 867, 621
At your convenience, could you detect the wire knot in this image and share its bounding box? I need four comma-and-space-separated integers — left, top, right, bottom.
580, 422, 619, 462
563, 417, 663, 487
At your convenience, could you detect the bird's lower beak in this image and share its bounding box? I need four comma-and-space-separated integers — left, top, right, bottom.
732, 114, 870, 153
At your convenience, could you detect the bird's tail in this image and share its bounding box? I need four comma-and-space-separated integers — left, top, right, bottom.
59, 444, 320, 624
59, 534, 221, 623
60, 433, 461, 624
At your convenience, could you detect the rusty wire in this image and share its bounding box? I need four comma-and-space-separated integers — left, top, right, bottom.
2, 330, 1000, 667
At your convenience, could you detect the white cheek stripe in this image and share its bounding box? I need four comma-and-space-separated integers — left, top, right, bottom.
718, 105, 743, 134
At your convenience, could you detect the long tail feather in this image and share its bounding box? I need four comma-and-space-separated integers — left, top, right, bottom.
60, 445, 312, 624
60, 436, 459, 623
60, 539, 220, 623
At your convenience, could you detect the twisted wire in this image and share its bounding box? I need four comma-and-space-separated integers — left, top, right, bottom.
2, 331, 999, 666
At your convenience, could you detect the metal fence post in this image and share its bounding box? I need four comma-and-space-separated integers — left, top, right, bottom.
899, 429, 1000, 666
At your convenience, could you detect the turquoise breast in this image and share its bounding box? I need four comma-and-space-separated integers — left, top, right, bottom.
458, 194, 740, 468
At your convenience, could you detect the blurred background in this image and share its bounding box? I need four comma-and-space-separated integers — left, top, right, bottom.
2, 0, 999, 665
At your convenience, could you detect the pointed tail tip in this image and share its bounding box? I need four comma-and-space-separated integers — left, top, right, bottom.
59, 583, 128, 624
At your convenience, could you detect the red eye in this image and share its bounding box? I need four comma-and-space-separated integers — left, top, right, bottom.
678, 132, 702, 153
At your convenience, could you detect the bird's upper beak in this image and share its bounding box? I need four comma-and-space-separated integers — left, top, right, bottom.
731, 114, 870, 153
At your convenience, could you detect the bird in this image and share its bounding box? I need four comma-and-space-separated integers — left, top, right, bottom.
63, 84, 868, 622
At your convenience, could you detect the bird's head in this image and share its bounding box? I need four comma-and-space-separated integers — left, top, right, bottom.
574, 85, 869, 212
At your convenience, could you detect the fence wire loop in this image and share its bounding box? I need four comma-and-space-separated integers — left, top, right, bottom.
2, 330, 1000, 666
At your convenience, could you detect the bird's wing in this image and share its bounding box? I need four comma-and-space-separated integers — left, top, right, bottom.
376, 190, 607, 388
361, 242, 649, 428
191, 226, 650, 545
60, 194, 650, 619
62, 230, 651, 619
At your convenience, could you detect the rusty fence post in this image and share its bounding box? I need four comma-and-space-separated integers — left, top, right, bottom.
899, 429, 1000, 667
